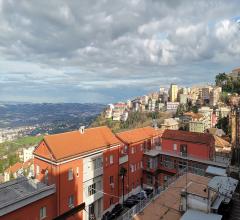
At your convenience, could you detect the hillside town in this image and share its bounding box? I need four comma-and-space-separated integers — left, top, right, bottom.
1, 68, 240, 220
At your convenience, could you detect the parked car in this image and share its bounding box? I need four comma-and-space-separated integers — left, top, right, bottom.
136, 191, 147, 200
144, 188, 153, 197
108, 204, 123, 219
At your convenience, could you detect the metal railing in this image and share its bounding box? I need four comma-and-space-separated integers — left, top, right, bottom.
115, 166, 205, 220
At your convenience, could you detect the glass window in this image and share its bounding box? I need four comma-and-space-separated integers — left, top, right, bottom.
76, 167, 79, 177
131, 147, 134, 154
40, 207, 46, 219
68, 168, 73, 181
93, 157, 103, 169
109, 155, 113, 164
88, 183, 96, 196
110, 176, 114, 184
68, 195, 74, 208
44, 169, 48, 184
173, 144, 177, 151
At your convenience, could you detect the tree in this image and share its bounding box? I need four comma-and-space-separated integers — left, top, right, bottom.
119, 166, 127, 207
215, 73, 228, 86
216, 116, 229, 135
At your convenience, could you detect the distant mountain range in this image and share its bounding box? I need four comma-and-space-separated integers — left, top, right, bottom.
0, 103, 105, 133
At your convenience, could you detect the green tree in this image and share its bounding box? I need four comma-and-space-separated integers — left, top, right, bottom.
216, 116, 229, 135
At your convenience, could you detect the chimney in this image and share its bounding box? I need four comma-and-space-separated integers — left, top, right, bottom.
79, 126, 85, 134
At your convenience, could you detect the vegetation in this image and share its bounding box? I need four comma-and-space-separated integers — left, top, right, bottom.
215, 72, 240, 94
0, 135, 43, 173
216, 116, 230, 135
91, 111, 172, 133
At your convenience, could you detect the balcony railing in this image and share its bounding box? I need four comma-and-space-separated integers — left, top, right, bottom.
119, 155, 128, 164
144, 148, 230, 168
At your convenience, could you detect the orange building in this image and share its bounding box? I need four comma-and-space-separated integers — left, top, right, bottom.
116, 127, 164, 195
0, 126, 229, 220
33, 126, 122, 220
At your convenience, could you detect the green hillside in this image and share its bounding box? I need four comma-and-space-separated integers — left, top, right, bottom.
91, 111, 172, 133
0, 135, 43, 173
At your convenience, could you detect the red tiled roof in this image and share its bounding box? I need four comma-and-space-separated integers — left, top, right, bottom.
5, 162, 23, 174
35, 126, 121, 161
162, 129, 214, 145
116, 126, 164, 144
22, 159, 33, 169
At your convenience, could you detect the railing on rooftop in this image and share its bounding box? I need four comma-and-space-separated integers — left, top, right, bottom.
115, 166, 206, 220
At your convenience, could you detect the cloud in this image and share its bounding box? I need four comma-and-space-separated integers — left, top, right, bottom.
0, 0, 240, 102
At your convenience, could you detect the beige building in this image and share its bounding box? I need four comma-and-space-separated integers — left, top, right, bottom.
184, 112, 208, 133
169, 84, 178, 102
198, 106, 213, 129
161, 118, 179, 130
210, 86, 222, 106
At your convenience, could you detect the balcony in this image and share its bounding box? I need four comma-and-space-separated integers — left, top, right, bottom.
119, 155, 128, 164
144, 149, 229, 168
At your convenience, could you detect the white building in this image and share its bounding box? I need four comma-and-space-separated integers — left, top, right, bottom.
112, 110, 121, 121
23, 146, 35, 162
161, 118, 179, 130
198, 106, 213, 129
148, 98, 156, 112
166, 102, 180, 113
121, 111, 129, 122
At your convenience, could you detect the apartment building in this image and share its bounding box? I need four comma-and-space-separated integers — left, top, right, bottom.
0, 126, 231, 220
169, 84, 178, 102
0, 177, 56, 220
116, 127, 164, 195
33, 126, 122, 220
161, 118, 179, 130
198, 106, 213, 128
142, 130, 228, 190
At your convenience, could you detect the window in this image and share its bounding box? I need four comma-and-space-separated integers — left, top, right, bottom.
130, 164, 134, 173
110, 176, 114, 184
68, 168, 73, 181
40, 207, 46, 219
36, 165, 40, 176
76, 167, 79, 177
173, 144, 177, 151
131, 147, 134, 154
93, 157, 103, 169
68, 195, 74, 208
140, 161, 143, 168
109, 155, 113, 164
88, 183, 96, 196
140, 144, 143, 151
44, 169, 48, 184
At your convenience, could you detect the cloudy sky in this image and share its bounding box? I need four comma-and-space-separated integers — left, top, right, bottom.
0, 0, 240, 103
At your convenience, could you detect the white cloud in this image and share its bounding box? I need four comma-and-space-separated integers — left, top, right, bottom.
0, 0, 240, 102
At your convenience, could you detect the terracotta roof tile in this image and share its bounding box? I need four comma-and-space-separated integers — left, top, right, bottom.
5, 162, 23, 174
116, 126, 164, 144
35, 126, 121, 161
22, 159, 33, 169
162, 129, 214, 145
